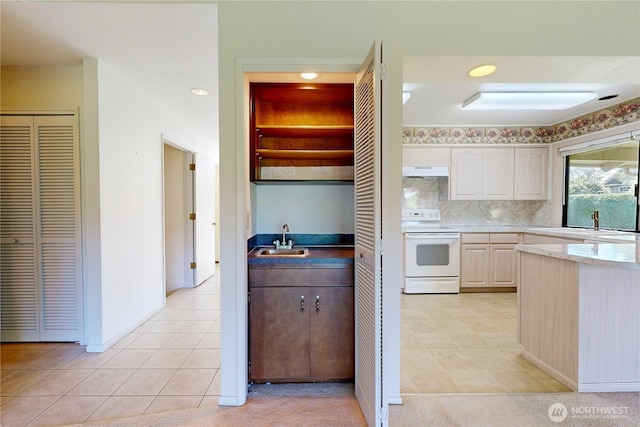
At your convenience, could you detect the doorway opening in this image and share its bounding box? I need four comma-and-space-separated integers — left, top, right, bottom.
163, 141, 194, 296
163, 139, 218, 297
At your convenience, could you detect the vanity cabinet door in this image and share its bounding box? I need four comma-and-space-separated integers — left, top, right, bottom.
310, 286, 354, 380
249, 286, 310, 382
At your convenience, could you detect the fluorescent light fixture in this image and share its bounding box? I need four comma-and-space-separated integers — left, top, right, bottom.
191, 88, 208, 96
462, 91, 598, 110
300, 72, 318, 80
403, 91, 411, 105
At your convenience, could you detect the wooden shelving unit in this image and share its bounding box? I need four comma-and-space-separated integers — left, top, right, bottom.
250, 83, 354, 182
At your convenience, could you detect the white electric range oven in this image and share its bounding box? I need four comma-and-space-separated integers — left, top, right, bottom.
402, 209, 460, 294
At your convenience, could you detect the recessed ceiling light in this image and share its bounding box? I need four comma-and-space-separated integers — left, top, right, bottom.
468, 64, 497, 78
462, 92, 598, 110
598, 94, 619, 101
191, 88, 208, 96
300, 72, 319, 80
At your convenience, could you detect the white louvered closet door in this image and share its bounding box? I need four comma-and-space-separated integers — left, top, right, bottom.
0, 114, 82, 342
1, 116, 39, 341
354, 42, 385, 427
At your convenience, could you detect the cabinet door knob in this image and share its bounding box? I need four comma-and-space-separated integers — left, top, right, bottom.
300, 295, 305, 311
315, 295, 320, 311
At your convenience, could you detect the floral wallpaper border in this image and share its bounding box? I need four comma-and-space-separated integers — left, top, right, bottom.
402, 97, 640, 145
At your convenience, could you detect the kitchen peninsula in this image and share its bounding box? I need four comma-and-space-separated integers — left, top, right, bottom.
516, 239, 640, 392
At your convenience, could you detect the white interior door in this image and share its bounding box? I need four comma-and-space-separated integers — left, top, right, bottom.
163, 143, 190, 294
193, 152, 217, 285
354, 41, 385, 427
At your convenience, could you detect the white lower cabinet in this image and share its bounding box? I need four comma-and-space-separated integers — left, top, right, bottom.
461, 233, 519, 289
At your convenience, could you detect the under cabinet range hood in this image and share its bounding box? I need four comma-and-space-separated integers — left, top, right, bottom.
402, 166, 449, 177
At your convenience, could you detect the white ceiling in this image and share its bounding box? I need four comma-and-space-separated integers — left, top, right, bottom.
403, 56, 640, 127
1, 2, 219, 146
2, 2, 639, 141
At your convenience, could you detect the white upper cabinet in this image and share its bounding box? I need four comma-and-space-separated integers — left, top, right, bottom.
482, 148, 514, 200
450, 148, 483, 200
514, 147, 549, 200
450, 146, 547, 201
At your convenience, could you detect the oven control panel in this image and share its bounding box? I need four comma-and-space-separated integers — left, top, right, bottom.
401, 209, 441, 222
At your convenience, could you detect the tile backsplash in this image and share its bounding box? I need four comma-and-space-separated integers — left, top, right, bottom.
402, 177, 551, 227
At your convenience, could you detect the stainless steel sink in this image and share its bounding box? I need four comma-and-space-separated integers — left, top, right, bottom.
255, 247, 309, 257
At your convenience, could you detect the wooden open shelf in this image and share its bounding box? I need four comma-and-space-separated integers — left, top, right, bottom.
250, 83, 354, 182
256, 149, 353, 160
256, 126, 354, 138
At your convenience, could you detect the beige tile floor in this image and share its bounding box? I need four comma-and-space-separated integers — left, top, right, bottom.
0, 269, 221, 427
401, 291, 571, 394
1, 273, 573, 426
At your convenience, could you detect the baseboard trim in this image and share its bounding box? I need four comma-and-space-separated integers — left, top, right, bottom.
460, 287, 516, 293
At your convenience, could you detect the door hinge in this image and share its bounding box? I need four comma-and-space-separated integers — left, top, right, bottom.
376, 239, 386, 255
378, 63, 388, 80
190, 262, 196, 269
189, 213, 196, 220
248, 361, 251, 374
378, 407, 388, 422
248, 291, 251, 304
189, 163, 196, 171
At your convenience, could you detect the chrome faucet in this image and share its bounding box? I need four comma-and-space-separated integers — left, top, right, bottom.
591, 210, 599, 231
273, 224, 293, 249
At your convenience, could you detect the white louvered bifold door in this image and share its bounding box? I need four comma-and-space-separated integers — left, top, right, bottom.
354, 42, 384, 427
0, 116, 40, 341
35, 116, 82, 341
0, 114, 82, 342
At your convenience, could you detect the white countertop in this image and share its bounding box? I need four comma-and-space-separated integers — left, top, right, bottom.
516, 242, 640, 270
449, 225, 639, 243
449, 225, 640, 269
452, 225, 534, 233
523, 227, 640, 243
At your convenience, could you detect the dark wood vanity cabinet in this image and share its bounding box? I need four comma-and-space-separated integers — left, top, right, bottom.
249, 83, 354, 182
248, 265, 354, 382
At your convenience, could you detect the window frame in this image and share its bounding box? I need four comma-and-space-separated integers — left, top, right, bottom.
562, 140, 640, 233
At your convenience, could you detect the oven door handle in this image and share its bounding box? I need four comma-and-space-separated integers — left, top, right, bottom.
405, 233, 460, 239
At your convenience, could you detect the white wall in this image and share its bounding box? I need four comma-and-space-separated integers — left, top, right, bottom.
217, 0, 640, 407
95, 61, 215, 348
255, 185, 354, 234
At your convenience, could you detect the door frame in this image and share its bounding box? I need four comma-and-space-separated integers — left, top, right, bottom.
161, 136, 195, 299
221, 57, 362, 407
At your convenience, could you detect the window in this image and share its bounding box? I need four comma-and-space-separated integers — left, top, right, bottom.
563, 136, 639, 232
